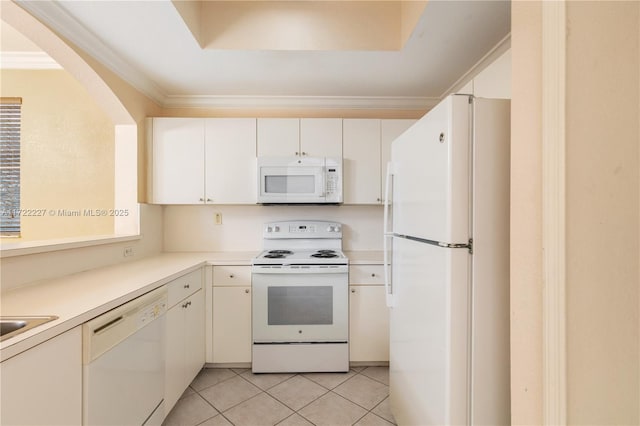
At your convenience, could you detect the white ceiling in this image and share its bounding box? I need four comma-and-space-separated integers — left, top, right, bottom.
14, 0, 511, 110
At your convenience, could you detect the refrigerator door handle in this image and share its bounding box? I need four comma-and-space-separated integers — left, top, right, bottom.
383, 234, 395, 308
383, 161, 393, 236
383, 161, 395, 308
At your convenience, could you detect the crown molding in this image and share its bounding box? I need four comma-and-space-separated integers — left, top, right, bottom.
15, 0, 166, 103
162, 95, 439, 110
15, 1, 440, 111
0, 51, 62, 69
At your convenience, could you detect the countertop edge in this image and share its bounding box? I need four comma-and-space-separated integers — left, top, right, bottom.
1, 250, 382, 360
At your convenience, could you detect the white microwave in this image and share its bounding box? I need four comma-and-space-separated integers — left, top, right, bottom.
257, 157, 342, 204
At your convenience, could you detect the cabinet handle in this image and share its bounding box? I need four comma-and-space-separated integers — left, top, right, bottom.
245, 289, 250, 294
295, 152, 299, 156
206, 198, 213, 202
182, 301, 192, 308
377, 198, 381, 202
301, 152, 307, 156
199, 198, 204, 202
229, 274, 235, 278
184, 283, 190, 289
371, 273, 376, 277
351, 288, 356, 293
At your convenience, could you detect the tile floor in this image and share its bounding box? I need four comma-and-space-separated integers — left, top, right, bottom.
162, 366, 396, 426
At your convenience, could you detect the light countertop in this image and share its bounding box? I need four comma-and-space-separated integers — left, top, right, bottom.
0, 250, 382, 361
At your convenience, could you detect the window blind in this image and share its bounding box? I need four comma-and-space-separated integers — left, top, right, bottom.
1, 98, 22, 236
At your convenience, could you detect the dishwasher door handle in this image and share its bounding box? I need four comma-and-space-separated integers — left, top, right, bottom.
93, 316, 124, 334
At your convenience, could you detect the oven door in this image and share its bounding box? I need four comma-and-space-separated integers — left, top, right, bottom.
257, 157, 326, 203
252, 266, 348, 343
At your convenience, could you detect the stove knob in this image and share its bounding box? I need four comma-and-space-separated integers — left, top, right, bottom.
334, 225, 341, 232
266, 226, 273, 233
274, 226, 280, 232
327, 226, 334, 232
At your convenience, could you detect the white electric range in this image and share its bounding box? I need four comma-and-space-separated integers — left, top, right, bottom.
251, 220, 349, 373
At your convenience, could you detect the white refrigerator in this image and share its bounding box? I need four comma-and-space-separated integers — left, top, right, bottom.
383, 95, 511, 425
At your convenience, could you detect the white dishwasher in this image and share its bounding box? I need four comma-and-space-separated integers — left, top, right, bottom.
83, 286, 167, 426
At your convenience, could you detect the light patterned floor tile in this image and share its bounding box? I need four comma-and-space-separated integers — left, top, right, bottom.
333, 374, 389, 410
298, 392, 368, 426
197, 414, 233, 426
267, 375, 328, 411
371, 397, 396, 424
162, 393, 218, 426
190, 368, 237, 391
276, 413, 314, 426
241, 370, 295, 390
200, 375, 262, 412
223, 393, 294, 426
354, 413, 395, 426
302, 370, 355, 390
360, 366, 390, 385
168, 367, 395, 426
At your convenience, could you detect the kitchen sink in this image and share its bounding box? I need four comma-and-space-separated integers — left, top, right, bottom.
0, 316, 59, 342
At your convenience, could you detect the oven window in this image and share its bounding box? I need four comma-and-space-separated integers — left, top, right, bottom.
268, 286, 333, 325
265, 175, 315, 194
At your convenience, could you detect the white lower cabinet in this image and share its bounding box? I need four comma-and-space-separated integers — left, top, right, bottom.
212, 265, 252, 364
165, 268, 205, 413
349, 265, 389, 362
0, 326, 82, 425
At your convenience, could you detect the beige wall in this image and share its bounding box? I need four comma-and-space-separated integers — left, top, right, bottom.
0, 1, 163, 290
511, 2, 543, 424
565, 1, 639, 423
511, 1, 640, 424
1, 69, 114, 241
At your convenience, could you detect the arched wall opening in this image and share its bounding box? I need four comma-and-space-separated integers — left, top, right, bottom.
1, 1, 139, 248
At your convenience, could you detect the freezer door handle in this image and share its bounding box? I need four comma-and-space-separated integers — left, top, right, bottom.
383, 161, 393, 236
383, 234, 395, 308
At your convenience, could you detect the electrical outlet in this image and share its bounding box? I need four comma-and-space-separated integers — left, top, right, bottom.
214, 213, 222, 225
123, 246, 134, 257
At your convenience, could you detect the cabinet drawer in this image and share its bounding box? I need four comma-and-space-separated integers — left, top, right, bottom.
167, 268, 203, 307
213, 266, 251, 286
349, 264, 384, 285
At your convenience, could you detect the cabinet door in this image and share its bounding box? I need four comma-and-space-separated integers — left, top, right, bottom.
343, 119, 382, 204
349, 285, 389, 362
165, 303, 185, 412
257, 118, 300, 157
205, 118, 257, 204
151, 118, 205, 204
213, 286, 252, 363
300, 118, 343, 158
1, 327, 82, 426
184, 290, 205, 384
381, 119, 416, 202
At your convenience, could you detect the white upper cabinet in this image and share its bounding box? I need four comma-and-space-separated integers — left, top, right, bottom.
343, 119, 416, 205
343, 119, 382, 204
149, 117, 257, 204
381, 119, 416, 199
257, 118, 342, 158
300, 118, 343, 158
150, 118, 206, 204
205, 118, 257, 204
256, 118, 300, 157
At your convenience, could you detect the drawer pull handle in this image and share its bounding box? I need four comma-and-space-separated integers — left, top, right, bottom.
229, 274, 235, 278
245, 289, 250, 294
351, 289, 356, 293
371, 273, 376, 277
182, 301, 192, 308
184, 284, 190, 289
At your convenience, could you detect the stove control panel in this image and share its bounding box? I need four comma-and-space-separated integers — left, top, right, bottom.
264, 221, 342, 239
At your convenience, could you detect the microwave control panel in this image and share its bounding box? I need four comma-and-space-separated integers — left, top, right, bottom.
325, 159, 342, 202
